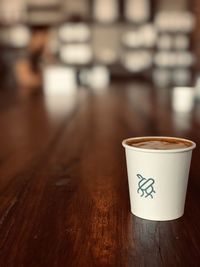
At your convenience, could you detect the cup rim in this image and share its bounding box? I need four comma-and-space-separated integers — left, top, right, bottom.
122, 136, 196, 153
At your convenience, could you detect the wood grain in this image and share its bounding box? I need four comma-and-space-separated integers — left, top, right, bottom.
0, 82, 200, 266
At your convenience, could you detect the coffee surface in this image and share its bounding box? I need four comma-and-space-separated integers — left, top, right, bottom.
128, 138, 192, 150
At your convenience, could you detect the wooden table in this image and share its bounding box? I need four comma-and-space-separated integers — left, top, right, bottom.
0, 81, 200, 266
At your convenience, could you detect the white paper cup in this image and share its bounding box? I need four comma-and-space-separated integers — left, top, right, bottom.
122, 136, 196, 221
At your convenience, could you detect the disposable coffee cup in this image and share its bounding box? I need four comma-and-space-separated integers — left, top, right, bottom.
122, 136, 196, 221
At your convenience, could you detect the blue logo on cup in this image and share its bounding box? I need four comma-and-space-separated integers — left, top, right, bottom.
137, 174, 156, 199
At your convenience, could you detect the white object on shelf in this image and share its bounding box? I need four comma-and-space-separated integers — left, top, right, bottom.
157, 34, 189, 51
122, 50, 153, 72
176, 51, 194, 67
59, 44, 92, 64
155, 11, 195, 33
153, 68, 171, 87
122, 24, 156, 48
0, 0, 26, 24
172, 69, 191, 86
157, 34, 173, 50
154, 51, 176, 68
140, 24, 157, 47
58, 23, 90, 43
174, 34, 189, 50
122, 31, 142, 48
154, 51, 194, 68
0, 25, 30, 48
80, 66, 110, 89
125, 0, 150, 23
93, 0, 118, 23
9, 25, 30, 48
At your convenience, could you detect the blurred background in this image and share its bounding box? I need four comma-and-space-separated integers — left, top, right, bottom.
0, 0, 199, 95
1, 2, 200, 265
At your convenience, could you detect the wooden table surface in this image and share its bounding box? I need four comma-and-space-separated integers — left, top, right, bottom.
0, 81, 200, 266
